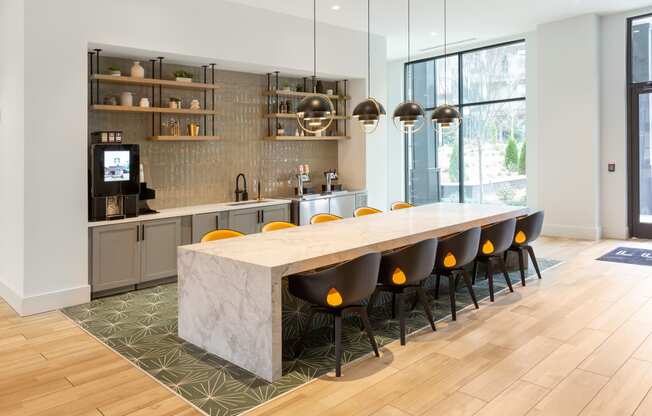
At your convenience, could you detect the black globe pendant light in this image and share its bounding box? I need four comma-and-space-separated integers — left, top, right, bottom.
393, 0, 426, 134
353, 0, 386, 134
297, 0, 335, 134
431, 0, 461, 133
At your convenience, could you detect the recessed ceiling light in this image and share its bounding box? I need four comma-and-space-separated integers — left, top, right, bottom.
331, 4, 341, 10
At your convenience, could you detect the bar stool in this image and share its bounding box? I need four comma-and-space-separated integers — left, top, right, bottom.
433, 227, 481, 321
391, 202, 414, 210
262, 221, 297, 232
310, 213, 342, 224
472, 218, 516, 302
369, 239, 437, 345
201, 229, 244, 242
506, 211, 545, 286
289, 252, 381, 377
354, 207, 382, 217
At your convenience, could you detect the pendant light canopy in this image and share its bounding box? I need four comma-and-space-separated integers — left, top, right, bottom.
431, 0, 461, 133
393, 0, 426, 134
297, 0, 335, 134
353, 0, 386, 134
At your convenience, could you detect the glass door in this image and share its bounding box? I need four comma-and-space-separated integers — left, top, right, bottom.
631, 87, 652, 237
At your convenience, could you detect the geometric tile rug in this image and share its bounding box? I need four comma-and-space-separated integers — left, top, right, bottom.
62, 258, 560, 416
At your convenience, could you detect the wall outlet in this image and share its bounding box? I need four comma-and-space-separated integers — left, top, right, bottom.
608, 162, 616, 172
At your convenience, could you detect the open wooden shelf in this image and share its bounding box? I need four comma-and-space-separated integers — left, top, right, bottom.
263, 90, 350, 101
264, 113, 350, 120
264, 135, 350, 142
91, 104, 216, 116
146, 136, 221, 142
91, 74, 218, 90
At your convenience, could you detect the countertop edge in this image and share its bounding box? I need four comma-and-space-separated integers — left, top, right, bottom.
87, 199, 291, 228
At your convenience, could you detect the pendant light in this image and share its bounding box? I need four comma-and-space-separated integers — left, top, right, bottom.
297, 0, 335, 134
393, 0, 426, 134
353, 0, 386, 134
431, 0, 461, 133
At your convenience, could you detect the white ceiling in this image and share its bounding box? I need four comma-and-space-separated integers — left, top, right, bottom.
225, 0, 652, 59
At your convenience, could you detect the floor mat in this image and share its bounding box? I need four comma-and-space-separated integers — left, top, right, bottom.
597, 247, 652, 266
62, 258, 560, 416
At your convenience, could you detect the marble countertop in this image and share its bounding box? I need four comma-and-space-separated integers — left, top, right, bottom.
179, 202, 528, 275
87, 199, 291, 228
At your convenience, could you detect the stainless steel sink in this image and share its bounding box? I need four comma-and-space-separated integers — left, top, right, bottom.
225, 199, 272, 206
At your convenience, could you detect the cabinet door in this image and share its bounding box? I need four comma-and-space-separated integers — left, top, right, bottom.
330, 195, 356, 218
299, 198, 330, 225
259, 204, 290, 230
192, 211, 228, 243
91, 223, 140, 292
228, 207, 260, 235
141, 218, 182, 283
355, 192, 368, 209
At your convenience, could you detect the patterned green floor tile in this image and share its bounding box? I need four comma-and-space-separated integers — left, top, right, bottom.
62, 258, 559, 416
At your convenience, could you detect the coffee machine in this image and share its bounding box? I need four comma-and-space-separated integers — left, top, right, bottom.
89, 143, 140, 221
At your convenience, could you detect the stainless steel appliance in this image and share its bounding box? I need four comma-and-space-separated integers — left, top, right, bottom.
323, 169, 338, 193
288, 191, 362, 225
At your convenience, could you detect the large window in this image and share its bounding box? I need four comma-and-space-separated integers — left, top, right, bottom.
405, 40, 527, 206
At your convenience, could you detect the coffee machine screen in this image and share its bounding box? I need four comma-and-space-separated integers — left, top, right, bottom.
104, 150, 130, 182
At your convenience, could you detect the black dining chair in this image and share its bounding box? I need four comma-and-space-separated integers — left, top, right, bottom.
505, 211, 545, 286
368, 238, 438, 346
433, 227, 481, 321
289, 252, 381, 377
472, 218, 516, 302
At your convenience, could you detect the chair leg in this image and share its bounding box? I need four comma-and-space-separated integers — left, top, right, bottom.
517, 248, 527, 287
391, 292, 397, 319
367, 289, 379, 318
486, 259, 494, 302
397, 292, 406, 345
416, 287, 436, 332
472, 261, 478, 285
358, 307, 380, 357
461, 269, 479, 309
526, 245, 543, 280
434, 273, 441, 300
498, 256, 514, 293
448, 274, 457, 321
294, 308, 316, 356
334, 313, 342, 377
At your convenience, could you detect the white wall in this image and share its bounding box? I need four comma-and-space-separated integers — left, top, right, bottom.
8, 0, 387, 315
600, 6, 652, 239
0, 0, 26, 311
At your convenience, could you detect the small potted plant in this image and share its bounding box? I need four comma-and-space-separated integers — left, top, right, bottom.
174, 70, 193, 83
296, 83, 304, 92
168, 97, 182, 109
107, 66, 121, 77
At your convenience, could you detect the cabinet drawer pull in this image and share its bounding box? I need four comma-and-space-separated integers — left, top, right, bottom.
215, 216, 219, 230
141, 224, 145, 240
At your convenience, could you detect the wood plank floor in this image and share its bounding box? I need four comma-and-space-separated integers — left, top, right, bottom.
2, 237, 652, 416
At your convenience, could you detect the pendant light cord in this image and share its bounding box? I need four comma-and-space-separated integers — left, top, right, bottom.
408, 0, 414, 98
313, 0, 317, 92
443, 0, 448, 104
367, 0, 371, 94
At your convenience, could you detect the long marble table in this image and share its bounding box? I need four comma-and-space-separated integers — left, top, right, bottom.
177, 203, 528, 381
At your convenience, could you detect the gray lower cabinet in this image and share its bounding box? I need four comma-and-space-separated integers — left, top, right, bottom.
90, 218, 181, 293
141, 218, 181, 283
228, 204, 290, 234
192, 211, 229, 243
355, 192, 368, 209
91, 223, 141, 292
228, 207, 261, 235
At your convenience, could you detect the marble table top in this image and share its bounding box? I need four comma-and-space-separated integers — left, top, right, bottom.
178, 203, 528, 276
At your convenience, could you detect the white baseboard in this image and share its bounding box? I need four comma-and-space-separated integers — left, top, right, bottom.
0, 284, 90, 316
601, 225, 629, 240
0, 280, 22, 315
543, 223, 602, 241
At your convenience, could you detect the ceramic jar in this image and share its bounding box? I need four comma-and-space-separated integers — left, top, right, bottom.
120, 92, 134, 107
190, 99, 201, 110
130, 61, 145, 78
139, 97, 150, 108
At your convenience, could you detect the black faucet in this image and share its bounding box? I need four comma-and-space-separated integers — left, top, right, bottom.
235, 173, 248, 202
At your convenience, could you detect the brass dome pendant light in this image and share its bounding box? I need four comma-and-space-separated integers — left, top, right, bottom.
431, 0, 461, 132
353, 0, 386, 134
297, 0, 335, 134
393, 0, 426, 134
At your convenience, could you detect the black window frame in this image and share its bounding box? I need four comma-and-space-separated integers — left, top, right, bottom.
404, 39, 527, 204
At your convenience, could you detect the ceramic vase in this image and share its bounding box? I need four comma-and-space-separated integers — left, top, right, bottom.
130, 61, 145, 78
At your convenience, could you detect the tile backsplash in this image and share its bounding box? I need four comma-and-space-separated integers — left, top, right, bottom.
90, 58, 341, 210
